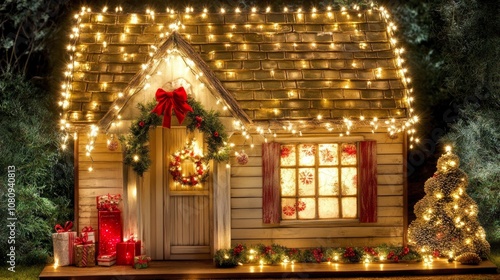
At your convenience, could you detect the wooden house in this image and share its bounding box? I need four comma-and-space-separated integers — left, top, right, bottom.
59, 5, 417, 260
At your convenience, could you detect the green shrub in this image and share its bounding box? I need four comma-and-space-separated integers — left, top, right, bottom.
0, 74, 73, 265
444, 107, 500, 243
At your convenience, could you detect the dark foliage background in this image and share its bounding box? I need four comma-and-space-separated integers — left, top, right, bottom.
0, 0, 73, 265
0, 0, 498, 266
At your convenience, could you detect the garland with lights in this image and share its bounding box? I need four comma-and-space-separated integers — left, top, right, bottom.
120, 98, 229, 176
214, 243, 422, 268
169, 140, 209, 187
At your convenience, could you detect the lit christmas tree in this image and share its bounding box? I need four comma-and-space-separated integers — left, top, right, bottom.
408, 146, 490, 261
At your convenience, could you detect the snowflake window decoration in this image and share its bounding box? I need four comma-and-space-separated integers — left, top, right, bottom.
299, 170, 314, 185
282, 205, 296, 216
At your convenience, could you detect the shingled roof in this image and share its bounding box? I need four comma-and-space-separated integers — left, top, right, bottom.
61, 6, 415, 134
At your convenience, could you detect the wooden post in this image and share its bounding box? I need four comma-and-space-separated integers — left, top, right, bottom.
212, 162, 231, 250
73, 133, 79, 232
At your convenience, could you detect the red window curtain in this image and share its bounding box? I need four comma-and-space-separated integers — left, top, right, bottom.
359, 140, 378, 223
262, 142, 281, 224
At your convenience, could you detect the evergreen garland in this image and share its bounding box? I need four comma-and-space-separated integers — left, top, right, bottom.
120, 97, 230, 176
213, 243, 422, 268
120, 101, 162, 176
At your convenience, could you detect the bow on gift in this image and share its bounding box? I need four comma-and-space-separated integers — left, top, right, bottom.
151, 87, 193, 128
75, 232, 93, 245
125, 234, 136, 243
55, 221, 73, 233
82, 226, 94, 233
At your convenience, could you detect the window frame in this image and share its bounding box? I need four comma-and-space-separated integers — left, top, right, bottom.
276, 136, 364, 224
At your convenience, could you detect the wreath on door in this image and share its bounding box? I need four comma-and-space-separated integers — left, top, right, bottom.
169, 140, 209, 187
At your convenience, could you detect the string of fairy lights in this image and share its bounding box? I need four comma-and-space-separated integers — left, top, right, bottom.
58, 3, 419, 172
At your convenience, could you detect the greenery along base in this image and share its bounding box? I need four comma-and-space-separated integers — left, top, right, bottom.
214, 244, 423, 267
120, 97, 230, 176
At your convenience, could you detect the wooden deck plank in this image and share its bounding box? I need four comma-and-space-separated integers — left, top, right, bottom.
39, 259, 498, 279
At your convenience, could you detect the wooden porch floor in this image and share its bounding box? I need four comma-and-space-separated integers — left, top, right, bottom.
39, 259, 498, 280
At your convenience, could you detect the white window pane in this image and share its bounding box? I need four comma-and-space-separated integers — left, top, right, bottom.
280, 145, 296, 166
298, 144, 316, 166
318, 197, 339, 218
318, 168, 339, 195
341, 143, 357, 165
341, 167, 357, 195
342, 197, 357, 218
298, 198, 315, 219
281, 198, 297, 219
280, 169, 296, 196
298, 168, 315, 196
319, 144, 338, 165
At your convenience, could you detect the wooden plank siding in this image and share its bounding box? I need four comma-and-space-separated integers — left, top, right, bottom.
77, 132, 124, 234
229, 129, 405, 248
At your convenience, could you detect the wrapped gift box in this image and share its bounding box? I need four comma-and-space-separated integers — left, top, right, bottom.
116, 240, 141, 265
52, 222, 76, 266
52, 231, 76, 266
98, 210, 122, 256
81, 226, 95, 243
133, 255, 151, 269
98, 253, 116, 266
74, 243, 96, 267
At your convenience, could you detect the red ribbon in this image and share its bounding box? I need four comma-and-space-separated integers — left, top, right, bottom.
55, 221, 73, 233
75, 232, 93, 246
82, 226, 94, 233
151, 87, 193, 128
125, 234, 137, 243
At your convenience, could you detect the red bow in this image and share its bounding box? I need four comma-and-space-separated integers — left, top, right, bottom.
151, 87, 193, 128
55, 221, 73, 233
125, 234, 136, 243
75, 232, 93, 245
82, 226, 94, 233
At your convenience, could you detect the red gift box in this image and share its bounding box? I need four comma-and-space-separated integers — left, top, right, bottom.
98, 210, 122, 256
116, 239, 141, 265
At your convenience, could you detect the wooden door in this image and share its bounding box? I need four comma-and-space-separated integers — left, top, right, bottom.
163, 128, 212, 260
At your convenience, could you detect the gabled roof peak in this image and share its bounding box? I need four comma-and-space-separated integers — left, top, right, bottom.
99, 31, 251, 130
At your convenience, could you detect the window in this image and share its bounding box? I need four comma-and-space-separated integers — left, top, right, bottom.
262, 140, 376, 224
279, 143, 358, 220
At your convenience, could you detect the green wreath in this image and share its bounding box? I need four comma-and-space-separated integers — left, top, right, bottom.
120, 98, 230, 176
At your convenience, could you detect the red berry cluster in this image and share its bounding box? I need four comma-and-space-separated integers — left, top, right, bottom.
233, 244, 244, 256
312, 248, 323, 263
194, 115, 203, 128
386, 247, 410, 263
432, 249, 440, 258
387, 251, 399, 262
364, 247, 378, 256
344, 247, 356, 258
264, 246, 274, 255
287, 248, 299, 256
